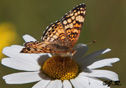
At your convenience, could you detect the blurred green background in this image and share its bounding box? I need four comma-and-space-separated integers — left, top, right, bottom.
0, 0, 125, 88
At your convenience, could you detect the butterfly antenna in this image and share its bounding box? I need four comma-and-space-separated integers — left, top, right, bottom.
86, 40, 96, 46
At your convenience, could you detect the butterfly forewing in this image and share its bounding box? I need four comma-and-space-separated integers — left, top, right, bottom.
61, 3, 86, 47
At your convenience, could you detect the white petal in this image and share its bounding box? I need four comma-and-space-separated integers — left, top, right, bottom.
73, 75, 110, 88
23, 34, 36, 42
71, 76, 90, 88
70, 79, 84, 88
63, 80, 72, 88
32, 80, 50, 88
2, 46, 41, 65
46, 80, 62, 88
3, 45, 23, 57
10, 45, 24, 49
87, 78, 110, 88
2, 58, 40, 71
56, 80, 62, 88
80, 70, 119, 81
78, 48, 111, 65
73, 44, 88, 61
3, 46, 34, 61
102, 48, 111, 54
3, 72, 41, 84
87, 58, 120, 69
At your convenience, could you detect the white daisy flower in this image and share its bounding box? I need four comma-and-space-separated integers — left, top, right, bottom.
2, 34, 119, 88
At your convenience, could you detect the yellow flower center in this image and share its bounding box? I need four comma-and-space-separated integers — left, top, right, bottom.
42, 55, 79, 80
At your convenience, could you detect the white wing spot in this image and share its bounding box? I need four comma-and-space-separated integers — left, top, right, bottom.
78, 11, 80, 14
67, 19, 72, 23
63, 20, 67, 25
75, 13, 78, 16
72, 16, 75, 20
69, 23, 73, 28
76, 16, 84, 22
81, 11, 84, 14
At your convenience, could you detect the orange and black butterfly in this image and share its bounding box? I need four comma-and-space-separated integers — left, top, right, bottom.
21, 3, 86, 56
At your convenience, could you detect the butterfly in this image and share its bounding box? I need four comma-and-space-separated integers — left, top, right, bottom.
20, 3, 86, 56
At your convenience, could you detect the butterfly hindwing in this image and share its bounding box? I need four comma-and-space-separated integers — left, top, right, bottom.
21, 41, 50, 53
21, 41, 70, 53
